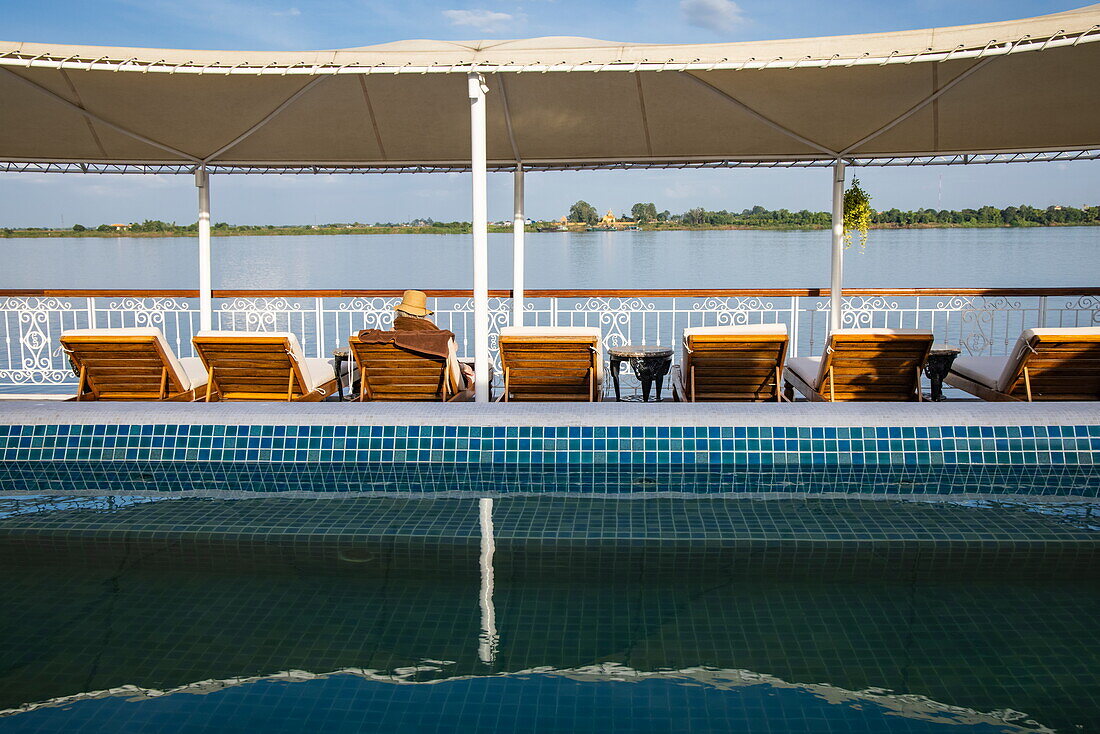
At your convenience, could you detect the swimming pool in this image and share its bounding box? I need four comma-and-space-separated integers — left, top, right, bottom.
0, 402, 1097, 731
0, 491, 1097, 733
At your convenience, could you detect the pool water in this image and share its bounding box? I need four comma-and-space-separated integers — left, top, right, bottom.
0, 493, 1097, 732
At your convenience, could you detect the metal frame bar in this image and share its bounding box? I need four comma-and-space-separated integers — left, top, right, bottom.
3, 149, 1098, 175
2, 27, 1096, 74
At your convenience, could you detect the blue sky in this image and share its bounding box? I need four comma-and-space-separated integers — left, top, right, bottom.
1, 0, 1098, 226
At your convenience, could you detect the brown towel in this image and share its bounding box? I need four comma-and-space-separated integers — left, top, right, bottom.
393, 315, 441, 332
356, 329, 454, 361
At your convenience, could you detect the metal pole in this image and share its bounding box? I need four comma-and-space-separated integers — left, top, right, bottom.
829, 161, 846, 333
196, 167, 213, 332
512, 163, 525, 326
469, 73, 490, 402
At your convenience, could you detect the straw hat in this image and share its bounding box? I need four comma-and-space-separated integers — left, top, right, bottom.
395, 289, 433, 317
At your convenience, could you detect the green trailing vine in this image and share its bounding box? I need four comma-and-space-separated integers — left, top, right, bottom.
843, 178, 873, 251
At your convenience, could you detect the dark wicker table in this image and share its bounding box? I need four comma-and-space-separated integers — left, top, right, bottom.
609, 345, 674, 402
924, 343, 961, 401
332, 347, 351, 400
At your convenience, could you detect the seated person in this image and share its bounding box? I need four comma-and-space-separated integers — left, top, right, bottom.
392, 290, 475, 388
393, 289, 443, 331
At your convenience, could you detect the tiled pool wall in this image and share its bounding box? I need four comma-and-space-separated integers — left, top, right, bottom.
3, 461, 1100, 496
1, 423, 1099, 466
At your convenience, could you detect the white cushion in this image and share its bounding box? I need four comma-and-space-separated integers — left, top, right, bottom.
446, 339, 465, 393
683, 324, 787, 338
1021, 327, 1100, 338
302, 358, 336, 393
499, 326, 602, 338
830, 328, 934, 337
61, 327, 196, 391
178, 357, 209, 390
785, 356, 823, 389
950, 356, 1007, 390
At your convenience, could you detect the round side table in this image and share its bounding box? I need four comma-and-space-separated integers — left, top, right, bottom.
609, 346, 674, 402
924, 343, 961, 401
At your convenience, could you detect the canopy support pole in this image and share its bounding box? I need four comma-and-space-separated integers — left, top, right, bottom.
196, 167, 212, 332
829, 161, 846, 333
469, 73, 490, 402
512, 163, 525, 326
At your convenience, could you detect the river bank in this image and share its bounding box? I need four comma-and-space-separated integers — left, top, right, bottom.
4, 221, 1097, 239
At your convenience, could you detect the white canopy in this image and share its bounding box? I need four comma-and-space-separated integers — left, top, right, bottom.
1, 4, 1098, 169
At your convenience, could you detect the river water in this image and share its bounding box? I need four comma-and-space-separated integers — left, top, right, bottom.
3, 227, 1097, 290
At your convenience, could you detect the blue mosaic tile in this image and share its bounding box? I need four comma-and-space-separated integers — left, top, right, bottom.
0, 424, 1098, 468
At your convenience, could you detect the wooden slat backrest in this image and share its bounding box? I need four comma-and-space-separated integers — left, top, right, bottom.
349, 337, 451, 402
193, 335, 309, 401
499, 335, 598, 401
60, 334, 183, 401
1005, 334, 1100, 400
684, 334, 788, 401
818, 333, 933, 401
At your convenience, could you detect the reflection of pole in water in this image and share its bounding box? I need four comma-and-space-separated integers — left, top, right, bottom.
478, 497, 498, 664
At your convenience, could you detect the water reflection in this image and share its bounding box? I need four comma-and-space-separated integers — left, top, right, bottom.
0, 495, 1096, 731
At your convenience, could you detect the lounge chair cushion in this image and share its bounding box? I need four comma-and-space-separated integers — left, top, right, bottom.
178, 357, 210, 390
829, 328, 934, 338
498, 326, 604, 387
950, 356, 1007, 391
499, 326, 603, 338
786, 356, 823, 389
61, 327, 201, 391
302, 358, 337, 393
682, 324, 788, 338
195, 331, 334, 393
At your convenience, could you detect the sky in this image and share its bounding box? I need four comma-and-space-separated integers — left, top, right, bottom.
1, 0, 1098, 226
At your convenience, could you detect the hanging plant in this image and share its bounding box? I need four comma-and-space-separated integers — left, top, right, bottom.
843, 178, 873, 251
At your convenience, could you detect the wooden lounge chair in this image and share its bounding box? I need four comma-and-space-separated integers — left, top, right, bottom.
498, 326, 603, 402
945, 327, 1100, 401
60, 328, 208, 401
349, 330, 473, 402
784, 328, 933, 402
192, 331, 338, 402
671, 324, 789, 402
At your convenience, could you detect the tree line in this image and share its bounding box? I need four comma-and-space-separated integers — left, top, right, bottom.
566, 201, 1100, 227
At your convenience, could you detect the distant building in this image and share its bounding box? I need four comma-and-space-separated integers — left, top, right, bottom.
108, 223, 128, 231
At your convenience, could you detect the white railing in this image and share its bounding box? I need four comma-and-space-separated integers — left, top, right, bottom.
2, 289, 1098, 394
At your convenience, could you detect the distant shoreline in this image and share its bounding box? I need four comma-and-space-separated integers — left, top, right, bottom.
3, 221, 1097, 239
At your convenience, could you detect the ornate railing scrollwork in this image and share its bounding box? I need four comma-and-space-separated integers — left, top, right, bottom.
0, 297, 87, 385
218, 297, 303, 332
841, 296, 901, 328
692, 297, 776, 327
1, 289, 1098, 391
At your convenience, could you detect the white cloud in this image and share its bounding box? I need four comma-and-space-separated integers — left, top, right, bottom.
271, 7, 301, 16
442, 9, 516, 33
680, 0, 744, 33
